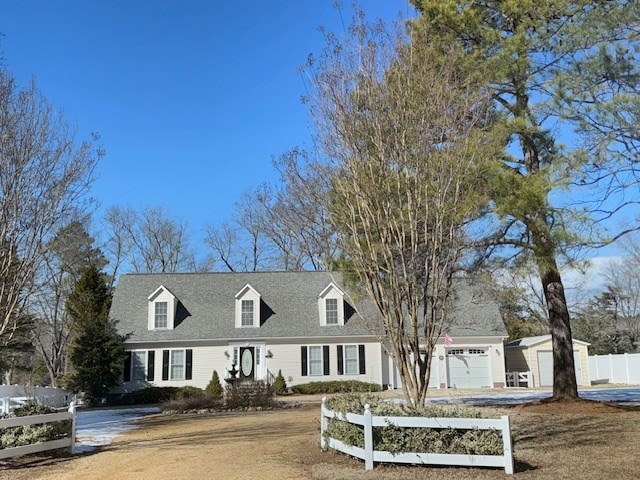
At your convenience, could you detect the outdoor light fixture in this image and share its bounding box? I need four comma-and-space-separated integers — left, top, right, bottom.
266, 350, 273, 358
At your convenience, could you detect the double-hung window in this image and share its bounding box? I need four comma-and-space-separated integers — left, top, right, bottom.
325, 298, 338, 325
131, 351, 147, 381
301, 345, 329, 377
154, 301, 168, 329
337, 344, 366, 375
344, 345, 359, 374
124, 350, 155, 382
308, 346, 323, 375
170, 350, 185, 380
161, 349, 193, 381
241, 300, 254, 327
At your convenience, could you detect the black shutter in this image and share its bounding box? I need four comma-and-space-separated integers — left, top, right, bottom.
162, 350, 170, 381
147, 351, 155, 381
185, 349, 193, 380
123, 351, 131, 382
301, 346, 308, 376
323, 345, 330, 376
359, 345, 366, 374
337, 345, 344, 375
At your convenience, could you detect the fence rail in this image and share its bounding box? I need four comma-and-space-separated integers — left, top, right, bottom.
506, 371, 531, 388
0, 402, 76, 460
320, 398, 514, 474
589, 353, 640, 385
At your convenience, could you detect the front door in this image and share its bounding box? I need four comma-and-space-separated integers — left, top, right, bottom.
239, 346, 255, 380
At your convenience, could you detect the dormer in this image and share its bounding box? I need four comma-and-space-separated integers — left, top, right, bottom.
235, 284, 261, 328
318, 282, 345, 326
148, 285, 177, 330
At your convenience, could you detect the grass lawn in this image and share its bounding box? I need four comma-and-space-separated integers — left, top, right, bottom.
1, 399, 639, 479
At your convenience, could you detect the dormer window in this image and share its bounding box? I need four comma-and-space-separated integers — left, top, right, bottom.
235, 284, 260, 328
325, 298, 338, 325
241, 300, 254, 326
154, 302, 168, 328
148, 285, 176, 330
318, 282, 345, 326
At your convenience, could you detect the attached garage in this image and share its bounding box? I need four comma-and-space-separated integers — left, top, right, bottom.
505, 335, 590, 388
446, 347, 491, 389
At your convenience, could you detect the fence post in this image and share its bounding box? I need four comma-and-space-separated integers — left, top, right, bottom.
624, 354, 630, 385
609, 354, 614, 382
501, 415, 514, 474
68, 401, 76, 454
320, 397, 327, 450
364, 404, 373, 470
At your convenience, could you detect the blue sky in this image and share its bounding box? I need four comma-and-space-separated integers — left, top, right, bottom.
0, 1, 628, 290
2, 0, 415, 239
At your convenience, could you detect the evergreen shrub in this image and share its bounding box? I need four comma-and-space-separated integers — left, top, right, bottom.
324, 394, 503, 456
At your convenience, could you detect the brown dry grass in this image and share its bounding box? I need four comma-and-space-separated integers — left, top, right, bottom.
1, 400, 639, 480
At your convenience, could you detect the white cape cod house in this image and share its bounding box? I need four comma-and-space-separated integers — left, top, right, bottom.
109, 271, 508, 394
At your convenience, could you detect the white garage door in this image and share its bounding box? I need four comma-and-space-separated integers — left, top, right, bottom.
537, 350, 583, 387
446, 348, 490, 389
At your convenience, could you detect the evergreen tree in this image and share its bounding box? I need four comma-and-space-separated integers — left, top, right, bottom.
206, 370, 223, 398
66, 264, 124, 404
412, 0, 640, 400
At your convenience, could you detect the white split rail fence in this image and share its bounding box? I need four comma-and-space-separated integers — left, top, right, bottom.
0, 402, 77, 460
320, 397, 514, 474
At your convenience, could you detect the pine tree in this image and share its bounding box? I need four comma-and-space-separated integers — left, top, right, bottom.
66, 264, 124, 405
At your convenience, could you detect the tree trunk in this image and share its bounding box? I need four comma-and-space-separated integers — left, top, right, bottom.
535, 248, 579, 400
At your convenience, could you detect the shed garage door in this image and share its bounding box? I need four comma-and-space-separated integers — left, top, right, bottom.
446, 348, 490, 388
537, 350, 583, 387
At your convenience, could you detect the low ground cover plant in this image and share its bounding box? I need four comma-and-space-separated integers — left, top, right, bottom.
0, 403, 72, 449
291, 380, 382, 395
324, 393, 503, 456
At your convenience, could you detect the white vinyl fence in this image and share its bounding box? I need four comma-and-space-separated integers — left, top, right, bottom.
320, 398, 514, 474
589, 353, 640, 385
0, 402, 76, 460
0, 386, 71, 415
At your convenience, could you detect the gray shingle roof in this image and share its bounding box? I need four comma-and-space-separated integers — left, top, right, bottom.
110, 271, 506, 343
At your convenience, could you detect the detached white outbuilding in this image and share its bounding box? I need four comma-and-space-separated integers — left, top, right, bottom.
505, 335, 590, 387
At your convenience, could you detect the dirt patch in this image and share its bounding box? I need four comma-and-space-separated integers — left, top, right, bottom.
513, 397, 637, 414
2, 400, 639, 480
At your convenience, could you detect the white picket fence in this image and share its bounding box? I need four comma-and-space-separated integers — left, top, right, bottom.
589, 353, 640, 385
0, 402, 77, 459
320, 398, 514, 474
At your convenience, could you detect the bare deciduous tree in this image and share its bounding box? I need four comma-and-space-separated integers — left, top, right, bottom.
104, 205, 199, 273
305, 16, 497, 407
0, 71, 99, 345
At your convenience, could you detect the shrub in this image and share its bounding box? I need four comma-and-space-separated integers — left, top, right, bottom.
1, 402, 72, 449
206, 370, 224, 398
225, 380, 274, 409
175, 386, 204, 399
116, 387, 180, 405
272, 370, 287, 395
162, 394, 223, 412
291, 380, 382, 395
324, 393, 503, 456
